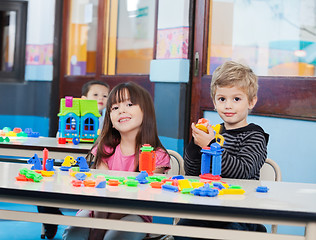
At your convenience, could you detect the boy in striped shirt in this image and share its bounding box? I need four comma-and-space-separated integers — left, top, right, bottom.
175, 61, 269, 239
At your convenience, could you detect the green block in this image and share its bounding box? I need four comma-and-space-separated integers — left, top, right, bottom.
181, 188, 194, 194
125, 180, 139, 187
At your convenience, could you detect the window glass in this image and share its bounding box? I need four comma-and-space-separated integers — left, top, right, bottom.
208, 0, 316, 76
0, 1, 26, 84
105, 0, 156, 74
0, 11, 15, 72
67, 0, 98, 76
66, 117, 77, 131
84, 117, 94, 131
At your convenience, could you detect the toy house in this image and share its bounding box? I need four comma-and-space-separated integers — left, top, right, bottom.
58, 96, 100, 142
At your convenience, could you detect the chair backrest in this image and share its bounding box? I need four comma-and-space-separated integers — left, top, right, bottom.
166, 149, 185, 176
259, 158, 282, 234
260, 158, 282, 182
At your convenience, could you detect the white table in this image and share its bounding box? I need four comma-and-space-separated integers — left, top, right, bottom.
0, 162, 316, 240
0, 137, 92, 161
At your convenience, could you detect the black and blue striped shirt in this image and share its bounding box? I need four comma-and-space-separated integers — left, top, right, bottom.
184, 123, 269, 180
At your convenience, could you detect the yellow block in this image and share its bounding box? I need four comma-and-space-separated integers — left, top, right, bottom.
41, 171, 55, 177
211, 124, 221, 134
178, 179, 192, 191
6, 131, 17, 137
220, 189, 245, 195
196, 124, 208, 133
222, 183, 230, 189
69, 172, 92, 178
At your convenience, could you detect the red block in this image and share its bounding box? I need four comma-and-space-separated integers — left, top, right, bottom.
58, 138, 67, 144
139, 151, 156, 175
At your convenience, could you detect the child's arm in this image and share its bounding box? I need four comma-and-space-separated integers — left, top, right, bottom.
191, 122, 215, 148
184, 139, 203, 176
221, 132, 267, 179
154, 149, 171, 174
184, 120, 216, 176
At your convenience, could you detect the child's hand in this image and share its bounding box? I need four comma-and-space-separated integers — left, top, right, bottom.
191, 122, 215, 148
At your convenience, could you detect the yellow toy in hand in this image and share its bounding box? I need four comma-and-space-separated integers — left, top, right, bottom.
195, 118, 225, 146
195, 118, 209, 133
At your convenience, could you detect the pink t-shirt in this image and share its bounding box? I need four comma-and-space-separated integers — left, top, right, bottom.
92, 144, 170, 172
92, 144, 170, 223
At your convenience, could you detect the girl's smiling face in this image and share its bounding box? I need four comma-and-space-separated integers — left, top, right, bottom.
110, 90, 143, 136
213, 86, 257, 129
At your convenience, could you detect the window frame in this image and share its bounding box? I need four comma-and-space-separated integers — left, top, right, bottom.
83, 117, 95, 132
59, 0, 158, 99
65, 116, 77, 132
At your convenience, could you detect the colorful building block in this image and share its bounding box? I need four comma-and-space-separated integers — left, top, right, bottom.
139, 144, 156, 175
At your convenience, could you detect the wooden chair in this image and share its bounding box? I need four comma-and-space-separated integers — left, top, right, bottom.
260, 158, 282, 233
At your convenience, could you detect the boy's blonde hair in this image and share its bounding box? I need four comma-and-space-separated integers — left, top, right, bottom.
211, 61, 258, 102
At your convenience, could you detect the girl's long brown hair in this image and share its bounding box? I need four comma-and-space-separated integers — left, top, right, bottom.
88, 82, 167, 170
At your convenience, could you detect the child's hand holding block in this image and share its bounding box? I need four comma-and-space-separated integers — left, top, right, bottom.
195, 118, 209, 133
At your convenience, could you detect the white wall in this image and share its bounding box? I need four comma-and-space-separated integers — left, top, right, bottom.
117, 0, 156, 50
26, 0, 55, 45
158, 0, 189, 28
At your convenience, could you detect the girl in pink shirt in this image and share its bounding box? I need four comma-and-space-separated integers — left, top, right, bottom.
63, 82, 170, 240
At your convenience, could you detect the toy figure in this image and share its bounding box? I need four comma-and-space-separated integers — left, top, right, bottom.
60, 156, 77, 171
27, 154, 42, 170
200, 142, 224, 180
75, 156, 90, 172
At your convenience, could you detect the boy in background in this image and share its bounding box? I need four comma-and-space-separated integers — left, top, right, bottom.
39, 80, 110, 239
175, 61, 269, 240
81, 80, 110, 129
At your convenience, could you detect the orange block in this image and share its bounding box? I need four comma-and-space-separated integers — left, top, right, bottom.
150, 182, 164, 189
83, 180, 95, 187
107, 179, 120, 186
139, 151, 156, 174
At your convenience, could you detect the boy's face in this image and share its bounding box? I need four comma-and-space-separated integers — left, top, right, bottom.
83, 84, 109, 112
213, 86, 257, 130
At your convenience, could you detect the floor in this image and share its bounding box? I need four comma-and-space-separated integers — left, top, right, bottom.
2, 202, 303, 239
0, 202, 174, 240
0, 202, 76, 240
